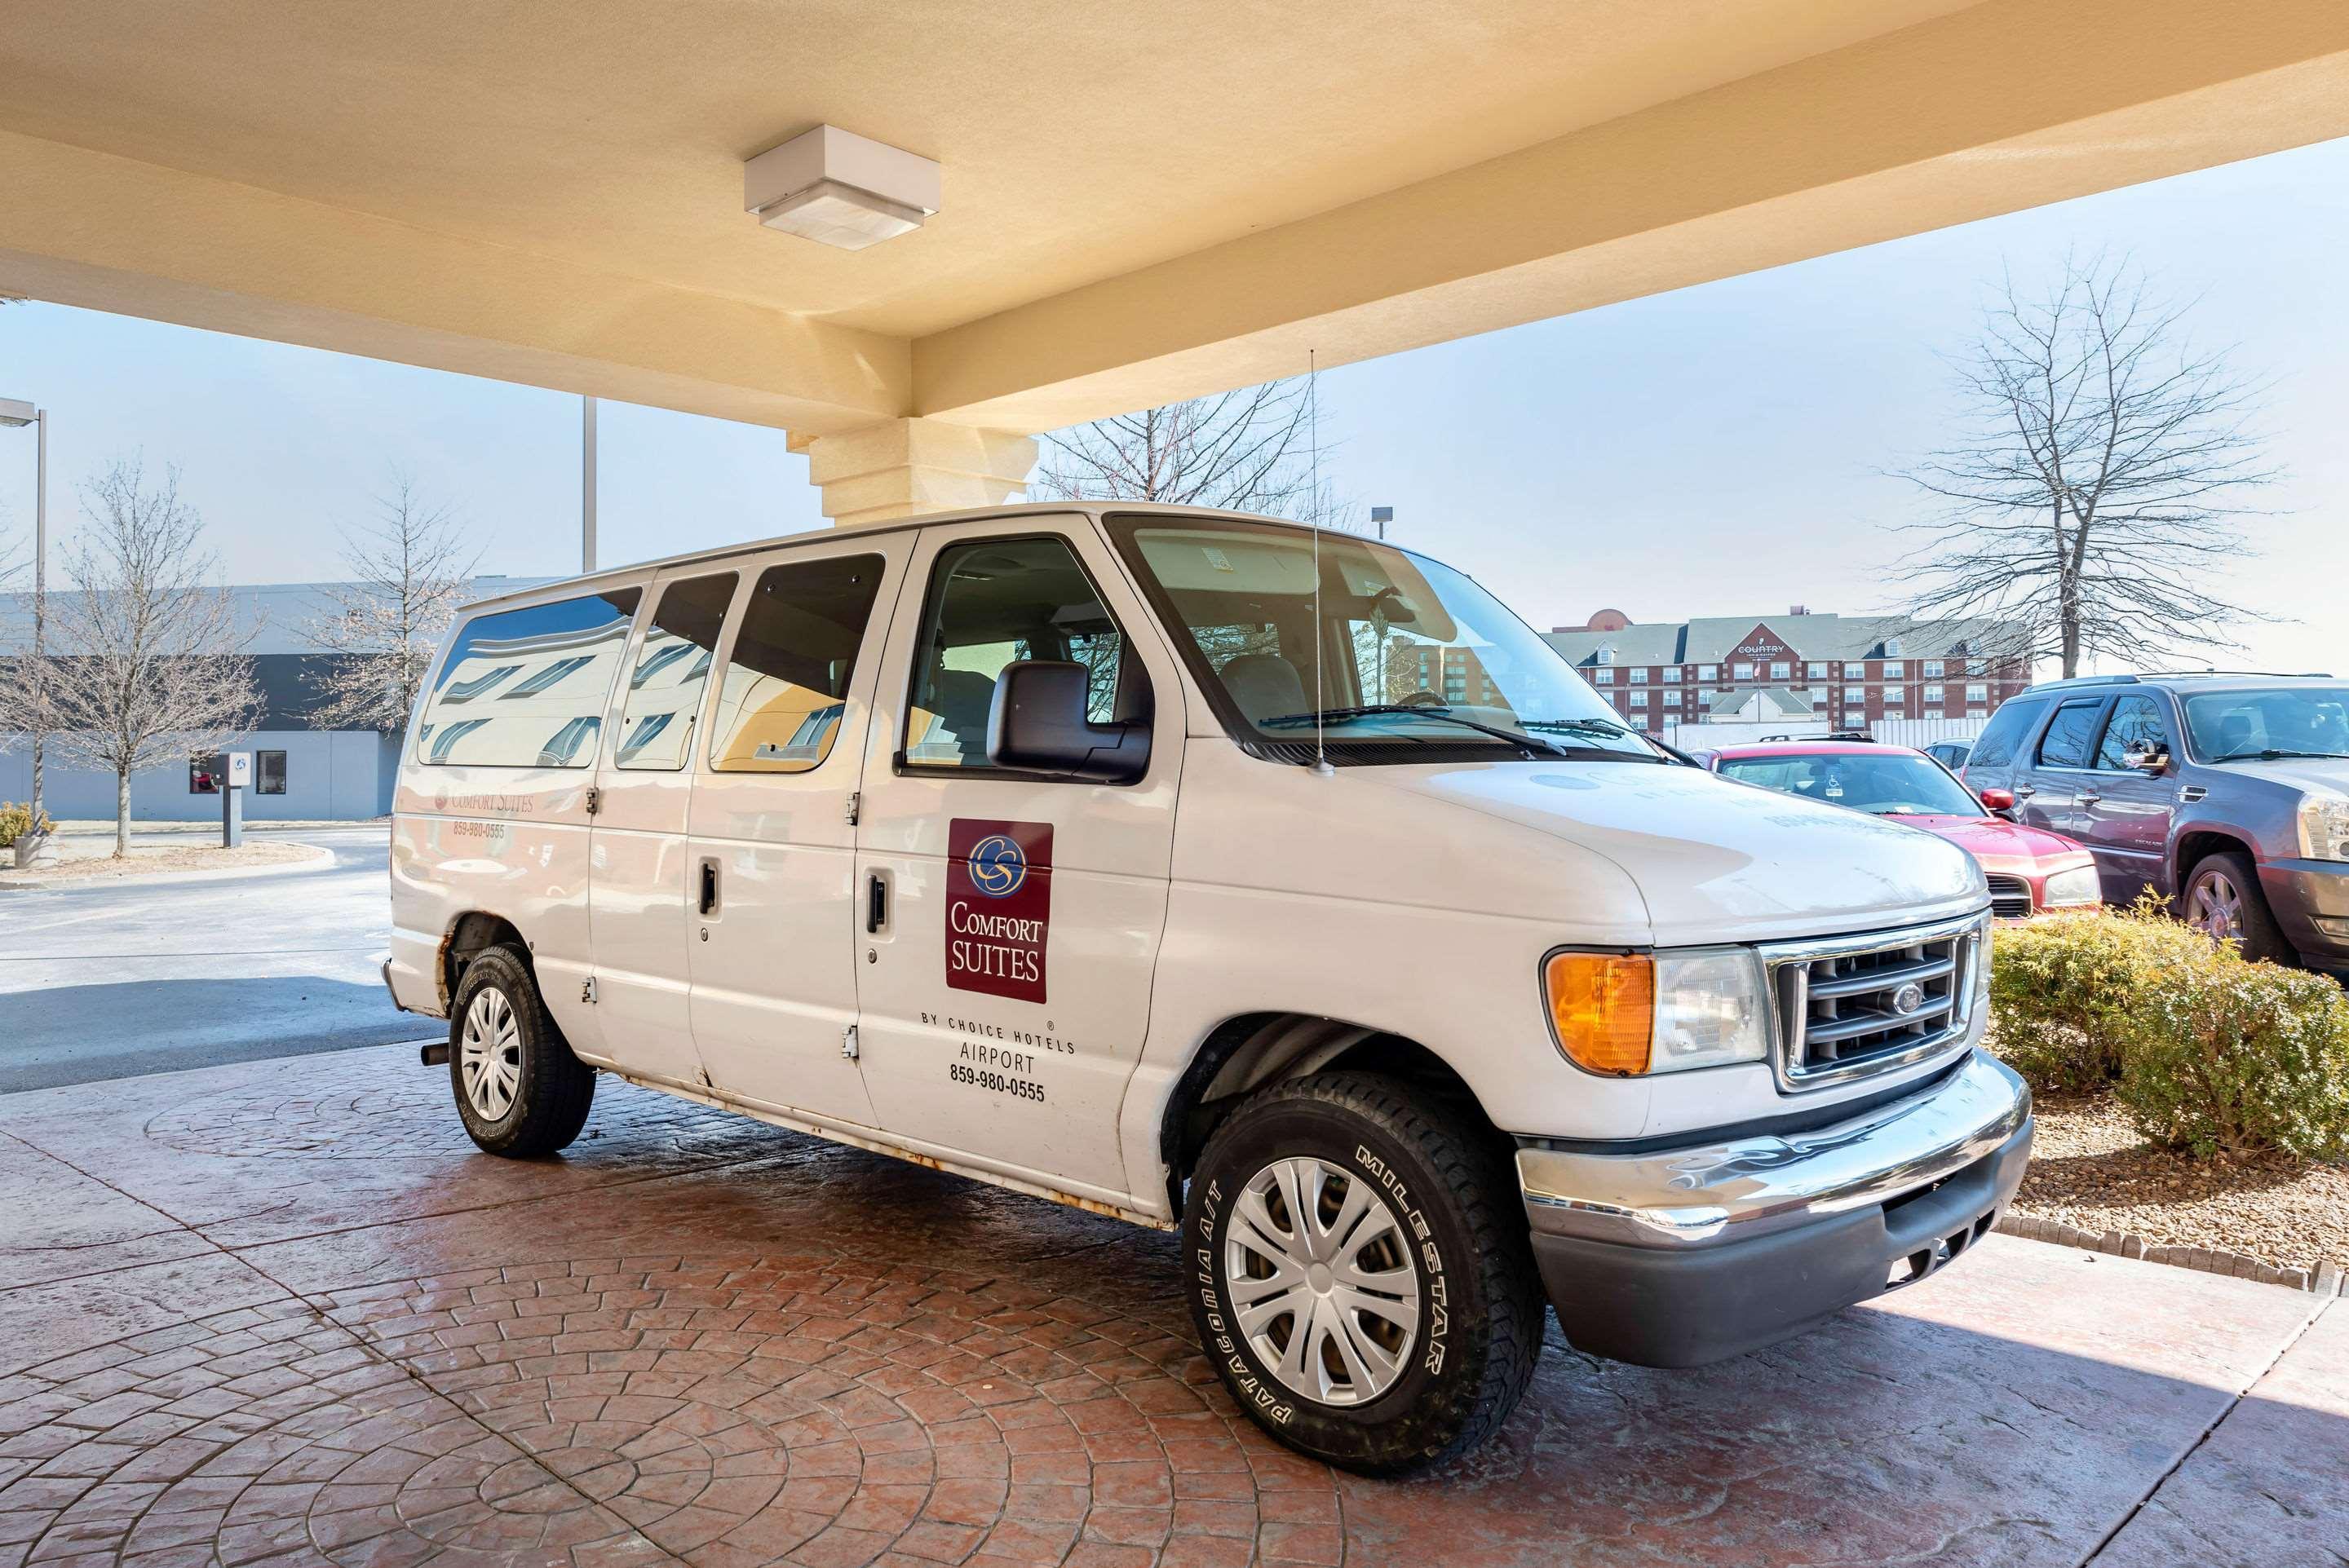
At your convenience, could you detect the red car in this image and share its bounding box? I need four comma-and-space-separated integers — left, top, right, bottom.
1708, 740, 2102, 919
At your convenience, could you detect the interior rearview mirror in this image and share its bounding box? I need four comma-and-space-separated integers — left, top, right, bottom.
988, 660, 1151, 783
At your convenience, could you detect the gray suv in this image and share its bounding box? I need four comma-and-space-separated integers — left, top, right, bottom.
1961, 674, 2349, 974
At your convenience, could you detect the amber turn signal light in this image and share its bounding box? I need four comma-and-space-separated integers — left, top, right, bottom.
1545, 952, 1654, 1075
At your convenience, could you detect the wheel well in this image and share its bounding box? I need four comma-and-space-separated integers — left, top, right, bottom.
1157, 1014, 1507, 1217
2174, 829, 2254, 894
440, 912, 529, 1011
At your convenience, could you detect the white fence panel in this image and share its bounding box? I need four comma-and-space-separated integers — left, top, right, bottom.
1666, 714, 1990, 751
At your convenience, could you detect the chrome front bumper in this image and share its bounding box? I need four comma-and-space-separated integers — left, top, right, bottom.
1517, 1050, 2032, 1251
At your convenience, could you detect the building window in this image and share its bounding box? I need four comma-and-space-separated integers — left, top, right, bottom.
1924, 709, 1943, 719
1883, 660, 1905, 678
256, 750, 287, 795
188, 753, 226, 794
1593, 667, 1613, 684
1626, 689, 1648, 706
1966, 682, 1989, 704
1731, 661, 1754, 680
1812, 694, 1828, 708
1845, 687, 1865, 704
1770, 661, 1789, 680
1596, 645, 1616, 665
1845, 661, 1865, 678
1807, 662, 1827, 681
1696, 665, 1717, 681
1922, 660, 1944, 678
1923, 683, 1944, 704
1884, 690, 1905, 709
1662, 667, 1681, 683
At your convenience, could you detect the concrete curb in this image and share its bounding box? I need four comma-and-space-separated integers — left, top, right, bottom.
0, 841, 336, 892
1997, 1209, 2346, 1296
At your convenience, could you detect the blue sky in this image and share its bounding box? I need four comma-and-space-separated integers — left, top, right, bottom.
2, 134, 2345, 677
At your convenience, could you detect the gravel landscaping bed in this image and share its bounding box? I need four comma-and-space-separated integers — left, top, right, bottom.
0, 839, 325, 884
2015, 1089, 2349, 1276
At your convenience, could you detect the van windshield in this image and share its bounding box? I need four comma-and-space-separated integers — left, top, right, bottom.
1108, 517, 1665, 763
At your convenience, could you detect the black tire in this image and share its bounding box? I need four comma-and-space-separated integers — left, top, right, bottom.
447, 945, 595, 1156
2183, 850, 2294, 965
1181, 1071, 1544, 1475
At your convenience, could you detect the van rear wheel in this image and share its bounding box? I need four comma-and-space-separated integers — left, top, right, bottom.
1181, 1071, 1544, 1474
448, 946, 595, 1156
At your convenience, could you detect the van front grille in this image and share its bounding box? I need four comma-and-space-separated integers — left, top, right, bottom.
1763, 913, 1987, 1091
1984, 874, 2033, 920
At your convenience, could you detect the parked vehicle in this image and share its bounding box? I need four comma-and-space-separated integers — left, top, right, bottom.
1924, 739, 1972, 771
1960, 673, 2349, 971
1708, 740, 2099, 918
385, 504, 2028, 1473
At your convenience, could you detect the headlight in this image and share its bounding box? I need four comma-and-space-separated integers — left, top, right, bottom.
2041, 864, 2103, 908
1544, 948, 1770, 1076
2299, 795, 2349, 862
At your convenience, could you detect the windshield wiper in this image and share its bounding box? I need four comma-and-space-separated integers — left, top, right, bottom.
1258, 704, 1575, 758
2207, 748, 2349, 763
1519, 716, 1687, 765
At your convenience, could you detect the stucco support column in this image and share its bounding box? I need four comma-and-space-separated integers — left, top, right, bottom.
789, 419, 1038, 529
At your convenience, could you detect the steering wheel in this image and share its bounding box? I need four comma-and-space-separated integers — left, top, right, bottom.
1398, 689, 1445, 707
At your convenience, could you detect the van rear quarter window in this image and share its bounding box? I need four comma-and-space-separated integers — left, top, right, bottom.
1963, 696, 2046, 769
416, 589, 641, 767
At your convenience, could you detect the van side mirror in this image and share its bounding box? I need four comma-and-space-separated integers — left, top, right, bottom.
988, 660, 1151, 783
1977, 787, 2016, 816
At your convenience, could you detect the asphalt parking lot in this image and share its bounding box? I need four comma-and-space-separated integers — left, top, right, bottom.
0, 827, 428, 1092
0, 1042, 2340, 1568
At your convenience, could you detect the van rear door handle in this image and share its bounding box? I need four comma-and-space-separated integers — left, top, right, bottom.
865, 872, 887, 934
2011, 783, 2037, 798
2076, 789, 2101, 805
697, 859, 720, 917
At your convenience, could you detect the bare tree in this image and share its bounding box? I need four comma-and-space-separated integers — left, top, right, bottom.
1891, 253, 2278, 678
1031, 379, 1356, 528
35, 459, 262, 855
305, 468, 479, 733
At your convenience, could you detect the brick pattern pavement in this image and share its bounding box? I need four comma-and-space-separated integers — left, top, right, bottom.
0, 1045, 2341, 1568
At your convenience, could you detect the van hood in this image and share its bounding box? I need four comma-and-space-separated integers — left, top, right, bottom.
1378, 760, 1987, 944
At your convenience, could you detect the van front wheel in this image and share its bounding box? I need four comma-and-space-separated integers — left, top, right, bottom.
448, 946, 595, 1156
1181, 1071, 1544, 1474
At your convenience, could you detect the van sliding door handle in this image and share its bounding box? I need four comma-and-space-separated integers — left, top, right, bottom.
697, 859, 720, 917
865, 873, 887, 934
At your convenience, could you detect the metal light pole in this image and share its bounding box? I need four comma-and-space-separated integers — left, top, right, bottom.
0, 396, 45, 821
581, 395, 598, 573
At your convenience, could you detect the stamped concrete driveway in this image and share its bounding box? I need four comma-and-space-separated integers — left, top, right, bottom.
0, 1044, 2341, 1568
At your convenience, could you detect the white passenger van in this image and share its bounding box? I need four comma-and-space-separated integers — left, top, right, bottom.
387, 504, 2031, 1473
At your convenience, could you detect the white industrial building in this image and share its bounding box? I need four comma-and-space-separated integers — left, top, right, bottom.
0, 576, 544, 822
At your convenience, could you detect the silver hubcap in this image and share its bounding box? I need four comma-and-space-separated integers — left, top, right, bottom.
1223, 1156, 1420, 1407
458, 987, 521, 1121
2188, 872, 2243, 944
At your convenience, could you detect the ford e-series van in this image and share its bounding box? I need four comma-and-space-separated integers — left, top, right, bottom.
386, 503, 2031, 1473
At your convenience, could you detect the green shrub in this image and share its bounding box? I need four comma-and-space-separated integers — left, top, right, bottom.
1988, 897, 2210, 1090
2114, 956, 2349, 1159
0, 801, 52, 850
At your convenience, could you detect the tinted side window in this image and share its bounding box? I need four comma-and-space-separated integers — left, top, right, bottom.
1964, 697, 2047, 770
615, 572, 735, 771
905, 537, 1130, 769
417, 589, 642, 767
707, 554, 885, 773
2095, 695, 2173, 771
2035, 699, 2104, 769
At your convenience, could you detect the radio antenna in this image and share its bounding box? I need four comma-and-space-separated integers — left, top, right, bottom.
1308, 348, 1333, 777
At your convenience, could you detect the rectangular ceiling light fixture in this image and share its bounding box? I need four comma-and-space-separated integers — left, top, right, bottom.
744, 125, 941, 250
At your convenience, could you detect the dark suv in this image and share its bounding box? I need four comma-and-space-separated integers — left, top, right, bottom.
1961, 674, 2349, 974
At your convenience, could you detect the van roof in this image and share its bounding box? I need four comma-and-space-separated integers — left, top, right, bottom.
455, 501, 1334, 614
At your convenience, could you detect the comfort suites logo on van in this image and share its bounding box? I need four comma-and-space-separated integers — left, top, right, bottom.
946, 819, 1053, 1004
